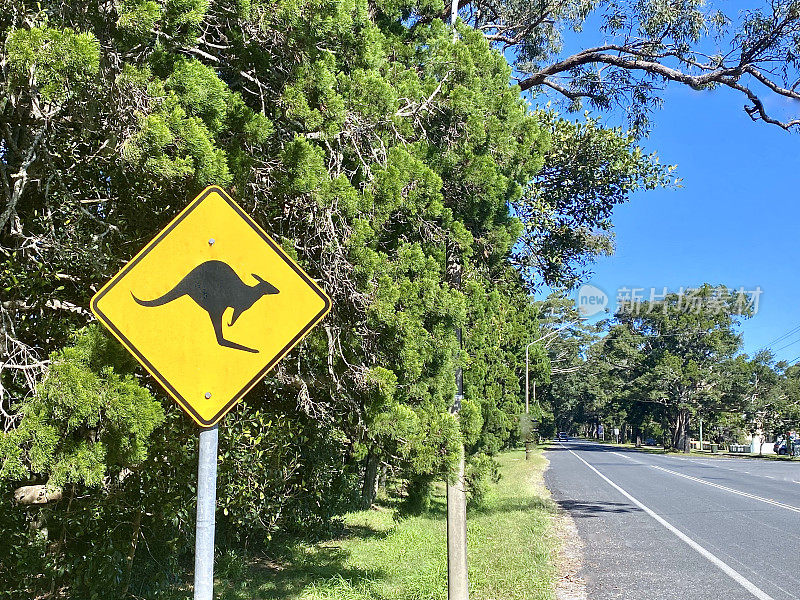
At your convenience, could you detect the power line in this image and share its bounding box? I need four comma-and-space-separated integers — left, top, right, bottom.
767, 322, 800, 346
765, 323, 800, 348
772, 336, 800, 354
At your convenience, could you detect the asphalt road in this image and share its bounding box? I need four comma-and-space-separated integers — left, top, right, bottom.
544, 439, 800, 600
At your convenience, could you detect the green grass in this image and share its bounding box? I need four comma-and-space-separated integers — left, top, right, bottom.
213, 449, 557, 600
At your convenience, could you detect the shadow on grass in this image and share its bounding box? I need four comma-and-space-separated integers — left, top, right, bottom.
210, 507, 402, 600
392, 488, 448, 519
218, 544, 388, 600
468, 493, 555, 517
336, 522, 392, 542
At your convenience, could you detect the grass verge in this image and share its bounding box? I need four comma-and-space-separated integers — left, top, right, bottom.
213, 449, 557, 600
583, 438, 798, 461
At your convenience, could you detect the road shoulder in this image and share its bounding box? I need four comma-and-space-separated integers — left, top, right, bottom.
540, 446, 588, 600
551, 496, 587, 600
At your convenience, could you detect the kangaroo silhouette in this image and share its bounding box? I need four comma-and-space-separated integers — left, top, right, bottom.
132, 260, 279, 353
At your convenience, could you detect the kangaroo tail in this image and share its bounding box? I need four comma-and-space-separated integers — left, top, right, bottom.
131, 285, 185, 307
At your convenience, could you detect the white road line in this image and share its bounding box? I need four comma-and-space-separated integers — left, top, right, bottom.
610, 451, 643, 464
651, 465, 800, 514
564, 446, 775, 600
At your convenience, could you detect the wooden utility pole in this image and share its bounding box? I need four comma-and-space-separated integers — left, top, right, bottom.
447, 440, 468, 600
446, 237, 468, 600
446, 3, 467, 596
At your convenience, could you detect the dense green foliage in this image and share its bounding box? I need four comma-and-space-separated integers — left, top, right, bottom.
601, 286, 752, 451
0, 0, 670, 596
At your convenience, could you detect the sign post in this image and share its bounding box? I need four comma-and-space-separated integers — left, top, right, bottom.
194, 425, 218, 600
91, 186, 331, 598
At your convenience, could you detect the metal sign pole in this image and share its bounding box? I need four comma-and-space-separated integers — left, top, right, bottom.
194, 424, 219, 600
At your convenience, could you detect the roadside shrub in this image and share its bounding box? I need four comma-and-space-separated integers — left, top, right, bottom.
403, 475, 435, 514
466, 453, 501, 508
0, 325, 178, 599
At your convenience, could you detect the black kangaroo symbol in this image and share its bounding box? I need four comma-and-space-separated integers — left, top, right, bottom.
132, 260, 279, 353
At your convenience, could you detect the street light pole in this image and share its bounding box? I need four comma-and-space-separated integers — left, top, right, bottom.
524, 319, 582, 414
525, 340, 536, 415
700, 418, 704, 452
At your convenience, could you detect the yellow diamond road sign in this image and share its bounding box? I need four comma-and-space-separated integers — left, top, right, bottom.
91, 186, 331, 427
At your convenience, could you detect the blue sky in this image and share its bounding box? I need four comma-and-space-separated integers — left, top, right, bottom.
550, 84, 800, 362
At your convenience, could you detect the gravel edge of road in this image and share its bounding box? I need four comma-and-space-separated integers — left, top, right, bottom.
552, 506, 587, 600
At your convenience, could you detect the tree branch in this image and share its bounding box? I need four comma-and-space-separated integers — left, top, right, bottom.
13, 484, 63, 505
518, 50, 800, 130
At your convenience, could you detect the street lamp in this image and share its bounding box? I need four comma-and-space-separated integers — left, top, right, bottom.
525, 340, 537, 415
524, 319, 582, 414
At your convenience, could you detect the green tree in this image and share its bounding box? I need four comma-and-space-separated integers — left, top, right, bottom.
769, 362, 800, 455
603, 285, 754, 452
0, 326, 170, 596
1, 0, 675, 595
515, 114, 676, 287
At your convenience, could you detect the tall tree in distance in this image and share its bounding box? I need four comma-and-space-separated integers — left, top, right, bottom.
602, 284, 755, 452
771, 362, 800, 453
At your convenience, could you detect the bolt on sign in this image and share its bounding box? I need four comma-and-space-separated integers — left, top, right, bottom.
91, 186, 332, 426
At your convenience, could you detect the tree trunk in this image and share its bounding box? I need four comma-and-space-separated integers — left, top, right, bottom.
123, 508, 143, 595
13, 484, 63, 505
378, 465, 387, 492
361, 448, 380, 508
671, 410, 691, 453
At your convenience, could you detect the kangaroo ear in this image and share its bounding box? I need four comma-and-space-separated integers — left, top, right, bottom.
252, 273, 265, 283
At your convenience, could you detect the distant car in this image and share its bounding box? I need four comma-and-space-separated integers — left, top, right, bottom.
774, 438, 800, 456
557, 432, 569, 441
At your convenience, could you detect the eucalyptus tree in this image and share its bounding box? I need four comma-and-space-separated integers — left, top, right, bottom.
531, 293, 606, 435
515, 113, 676, 288
734, 350, 782, 446
443, 0, 800, 134
768, 362, 800, 453
603, 284, 753, 451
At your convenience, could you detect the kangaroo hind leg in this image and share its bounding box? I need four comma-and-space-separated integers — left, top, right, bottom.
209, 313, 259, 353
